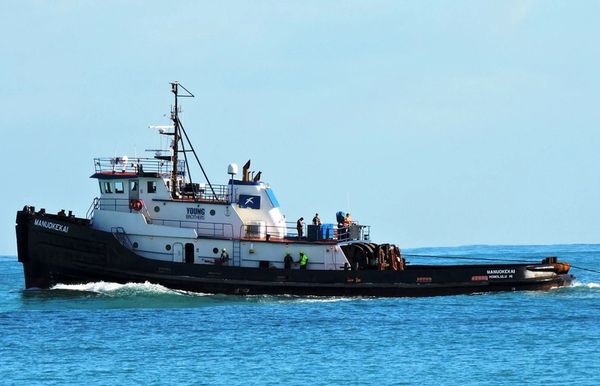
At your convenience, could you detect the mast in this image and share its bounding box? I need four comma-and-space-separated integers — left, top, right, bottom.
170, 82, 180, 199
166, 81, 218, 201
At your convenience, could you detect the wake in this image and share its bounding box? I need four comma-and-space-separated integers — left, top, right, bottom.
571, 281, 600, 289
49, 282, 362, 303
50, 281, 209, 297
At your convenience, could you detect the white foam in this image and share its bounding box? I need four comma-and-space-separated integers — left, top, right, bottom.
571, 282, 600, 289
289, 297, 357, 304
51, 281, 209, 296
251, 295, 362, 304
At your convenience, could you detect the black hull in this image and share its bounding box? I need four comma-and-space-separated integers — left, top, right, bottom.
16, 209, 574, 297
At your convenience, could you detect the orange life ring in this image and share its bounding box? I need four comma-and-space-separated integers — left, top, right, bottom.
129, 199, 143, 211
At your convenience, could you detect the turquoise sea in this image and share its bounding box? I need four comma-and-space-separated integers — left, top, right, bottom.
1, 244, 599, 385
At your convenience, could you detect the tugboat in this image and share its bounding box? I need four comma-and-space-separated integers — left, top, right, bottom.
15, 82, 574, 296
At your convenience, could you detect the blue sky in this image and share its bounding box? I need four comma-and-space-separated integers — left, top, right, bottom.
2, 1, 599, 254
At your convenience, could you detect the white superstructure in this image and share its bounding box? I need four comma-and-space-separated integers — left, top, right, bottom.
87, 82, 369, 270
88, 157, 359, 269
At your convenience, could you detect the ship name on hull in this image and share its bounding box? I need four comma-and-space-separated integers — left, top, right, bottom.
34, 219, 69, 233
486, 268, 515, 279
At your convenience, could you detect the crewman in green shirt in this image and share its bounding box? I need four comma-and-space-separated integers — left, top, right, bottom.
298, 252, 309, 269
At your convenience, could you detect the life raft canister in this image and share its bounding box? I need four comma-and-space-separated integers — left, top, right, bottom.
129, 199, 143, 211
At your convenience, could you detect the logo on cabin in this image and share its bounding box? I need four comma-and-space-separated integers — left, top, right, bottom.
186, 207, 205, 220
239, 195, 261, 209
34, 219, 69, 233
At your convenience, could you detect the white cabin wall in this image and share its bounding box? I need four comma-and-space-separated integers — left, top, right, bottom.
142, 201, 242, 239
237, 241, 349, 270
91, 175, 351, 270
231, 183, 288, 238
131, 236, 234, 264
137, 177, 171, 200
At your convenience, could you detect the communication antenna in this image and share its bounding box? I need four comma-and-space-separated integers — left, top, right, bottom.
228, 163, 239, 204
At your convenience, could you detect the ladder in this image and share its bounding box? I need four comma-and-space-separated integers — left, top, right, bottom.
232, 240, 242, 266
111, 227, 132, 249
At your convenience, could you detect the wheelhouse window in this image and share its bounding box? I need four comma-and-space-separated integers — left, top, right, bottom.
147, 181, 157, 194
130, 181, 138, 192
103, 181, 112, 194
114, 181, 124, 194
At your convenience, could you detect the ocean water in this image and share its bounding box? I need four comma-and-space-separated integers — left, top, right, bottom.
1, 244, 599, 385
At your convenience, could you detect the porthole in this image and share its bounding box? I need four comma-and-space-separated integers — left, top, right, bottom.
154, 206, 160, 213
210, 209, 216, 216
166, 244, 172, 251
212, 247, 219, 254
132, 242, 139, 249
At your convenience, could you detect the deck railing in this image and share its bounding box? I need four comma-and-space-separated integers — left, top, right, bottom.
179, 183, 230, 203
86, 197, 100, 219
94, 198, 234, 238
152, 218, 234, 238
92, 197, 371, 243
93, 157, 183, 176
242, 222, 371, 242
97, 198, 131, 212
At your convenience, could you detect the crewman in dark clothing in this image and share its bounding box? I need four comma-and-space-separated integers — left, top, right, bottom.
312, 213, 321, 226
284, 253, 294, 269
217, 248, 229, 265
296, 217, 305, 239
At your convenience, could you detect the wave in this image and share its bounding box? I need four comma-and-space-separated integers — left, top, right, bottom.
50, 281, 209, 297
246, 294, 360, 304
45, 280, 600, 303
292, 297, 359, 304
571, 281, 600, 289
48, 282, 363, 304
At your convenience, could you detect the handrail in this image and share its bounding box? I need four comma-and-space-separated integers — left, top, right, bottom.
93, 157, 183, 176
152, 218, 234, 238
86, 197, 100, 219
338, 223, 371, 242
97, 198, 234, 238
95, 197, 371, 242
240, 223, 288, 240
178, 183, 230, 203
98, 198, 130, 212
111, 226, 133, 249
239, 223, 370, 242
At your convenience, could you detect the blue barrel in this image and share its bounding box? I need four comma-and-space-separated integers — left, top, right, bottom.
321, 224, 335, 240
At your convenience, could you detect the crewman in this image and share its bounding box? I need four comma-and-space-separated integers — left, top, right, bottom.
296, 217, 305, 239
219, 248, 229, 266
344, 213, 352, 226
312, 213, 321, 226
342, 212, 353, 240
284, 253, 294, 269
298, 252, 309, 269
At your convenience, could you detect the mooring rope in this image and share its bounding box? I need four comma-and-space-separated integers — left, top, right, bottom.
570, 265, 600, 275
